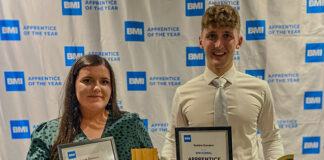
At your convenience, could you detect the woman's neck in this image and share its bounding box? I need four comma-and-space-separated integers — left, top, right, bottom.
80, 109, 109, 139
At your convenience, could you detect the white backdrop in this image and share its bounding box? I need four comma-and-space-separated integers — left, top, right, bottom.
1, 0, 324, 159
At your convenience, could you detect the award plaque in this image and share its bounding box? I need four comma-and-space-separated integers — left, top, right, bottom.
57, 136, 118, 160
175, 127, 232, 160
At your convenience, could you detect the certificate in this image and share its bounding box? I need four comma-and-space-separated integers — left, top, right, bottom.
57, 136, 118, 160
175, 127, 232, 160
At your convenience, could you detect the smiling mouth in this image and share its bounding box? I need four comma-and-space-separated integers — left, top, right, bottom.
88, 95, 102, 98
213, 52, 226, 56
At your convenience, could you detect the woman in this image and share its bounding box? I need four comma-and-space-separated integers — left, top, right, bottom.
26, 55, 153, 159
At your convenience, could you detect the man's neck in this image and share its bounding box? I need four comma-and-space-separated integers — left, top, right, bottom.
208, 63, 233, 76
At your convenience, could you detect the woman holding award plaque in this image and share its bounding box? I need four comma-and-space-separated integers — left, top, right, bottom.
26, 55, 153, 159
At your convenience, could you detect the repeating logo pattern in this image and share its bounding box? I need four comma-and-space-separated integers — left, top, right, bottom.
64, 46, 85, 66
246, 20, 266, 40
302, 136, 321, 154
305, 43, 324, 63
304, 91, 323, 110
185, 0, 205, 16
245, 69, 265, 80
142, 119, 148, 131
186, 47, 205, 66
124, 21, 144, 42
10, 120, 30, 139
307, 0, 324, 13
0, 20, 20, 41
62, 0, 82, 15
127, 71, 147, 91
4, 71, 26, 92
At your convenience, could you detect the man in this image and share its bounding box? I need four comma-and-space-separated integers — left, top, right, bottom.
161, 4, 284, 160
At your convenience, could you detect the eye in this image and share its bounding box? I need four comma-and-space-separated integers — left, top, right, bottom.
82, 78, 91, 84
102, 79, 110, 85
223, 33, 233, 39
206, 33, 217, 40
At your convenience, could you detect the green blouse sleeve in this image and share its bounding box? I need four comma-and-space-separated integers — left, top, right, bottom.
26, 119, 59, 160
134, 114, 153, 148
104, 112, 154, 159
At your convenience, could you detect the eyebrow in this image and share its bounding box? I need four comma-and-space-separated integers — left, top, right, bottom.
206, 30, 233, 34
80, 76, 110, 79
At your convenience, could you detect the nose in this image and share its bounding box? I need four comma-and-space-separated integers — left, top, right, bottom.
214, 39, 223, 49
93, 82, 101, 93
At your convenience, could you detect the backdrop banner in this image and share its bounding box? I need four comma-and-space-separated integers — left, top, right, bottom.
1, 0, 323, 159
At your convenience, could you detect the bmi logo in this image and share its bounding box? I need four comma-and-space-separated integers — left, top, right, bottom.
127, 71, 146, 91
64, 46, 85, 66
185, 0, 205, 16
246, 20, 266, 40
304, 91, 322, 110
184, 135, 191, 142
307, 0, 324, 13
67, 151, 77, 159
124, 21, 144, 42
186, 47, 205, 66
245, 69, 265, 80
0, 20, 20, 41
142, 119, 148, 131
305, 43, 324, 63
62, 0, 82, 16
4, 71, 26, 92
10, 120, 30, 139
302, 136, 320, 154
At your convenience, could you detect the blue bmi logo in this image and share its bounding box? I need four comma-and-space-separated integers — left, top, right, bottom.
127, 71, 146, 91
302, 136, 321, 154
142, 119, 148, 131
305, 43, 324, 63
246, 20, 266, 40
4, 71, 26, 92
64, 46, 85, 66
0, 20, 20, 41
307, 0, 324, 13
124, 21, 144, 42
62, 0, 82, 16
304, 91, 322, 110
68, 151, 77, 159
185, 0, 205, 16
10, 120, 31, 139
184, 135, 192, 142
245, 69, 265, 80
186, 47, 205, 66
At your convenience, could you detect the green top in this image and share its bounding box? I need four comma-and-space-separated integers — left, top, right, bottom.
26, 112, 153, 160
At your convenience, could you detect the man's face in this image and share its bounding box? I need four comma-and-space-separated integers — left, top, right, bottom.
199, 25, 243, 75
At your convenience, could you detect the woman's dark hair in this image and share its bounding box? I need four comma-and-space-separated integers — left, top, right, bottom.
50, 54, 123, 159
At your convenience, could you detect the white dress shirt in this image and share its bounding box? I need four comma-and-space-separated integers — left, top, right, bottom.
161, 65, 284, 160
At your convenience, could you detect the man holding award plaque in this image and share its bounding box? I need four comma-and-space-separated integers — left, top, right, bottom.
162, 4, 284, 160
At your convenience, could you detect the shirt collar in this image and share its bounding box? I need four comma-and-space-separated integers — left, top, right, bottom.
203, 64, 236, 86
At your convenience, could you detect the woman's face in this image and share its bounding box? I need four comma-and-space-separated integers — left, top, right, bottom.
75, 65, 111, 114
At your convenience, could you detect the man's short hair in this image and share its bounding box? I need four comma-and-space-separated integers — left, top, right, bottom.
201, 4, 240, 34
